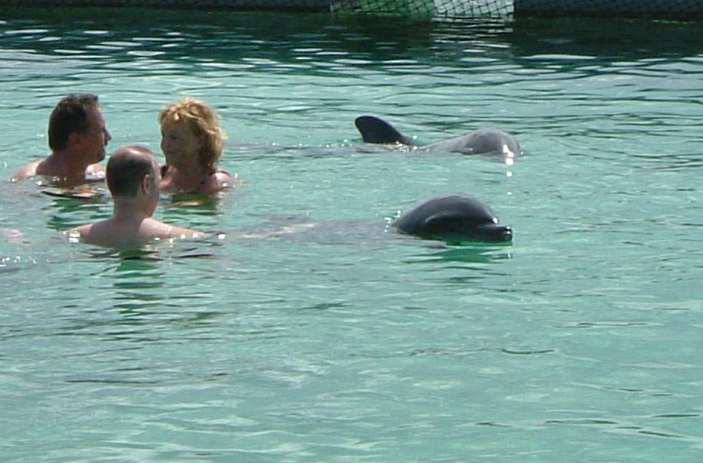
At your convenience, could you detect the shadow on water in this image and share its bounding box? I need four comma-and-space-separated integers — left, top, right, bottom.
510, 17, 703, 63
3, 7, 701, 72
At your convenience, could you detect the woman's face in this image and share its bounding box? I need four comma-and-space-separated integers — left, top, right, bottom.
160, 120, 202, 167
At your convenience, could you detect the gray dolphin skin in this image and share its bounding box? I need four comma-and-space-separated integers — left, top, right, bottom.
392, 193, 513, 244
355, 115, 520, 158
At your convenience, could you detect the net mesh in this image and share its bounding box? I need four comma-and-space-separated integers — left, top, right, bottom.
333, 0, 703, 18
0, 0, 702, 19
331, 0, 511, 17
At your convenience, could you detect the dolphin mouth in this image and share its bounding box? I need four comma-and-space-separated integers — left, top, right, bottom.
426, 225, 513, 245
475, 224, 513, 243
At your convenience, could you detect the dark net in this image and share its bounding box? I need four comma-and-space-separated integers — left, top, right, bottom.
514, 0, 703, 18
0, 0, 702, 18
332, 0, 703, 18
332, 0, 511, 17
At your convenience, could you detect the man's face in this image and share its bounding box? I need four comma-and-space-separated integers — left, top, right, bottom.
80, 107, 112, 163
145, 157, 162, 216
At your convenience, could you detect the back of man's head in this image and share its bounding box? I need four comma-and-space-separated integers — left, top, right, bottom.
107, 146, 155, 197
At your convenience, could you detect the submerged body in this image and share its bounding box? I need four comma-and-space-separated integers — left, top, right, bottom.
392, 193, 512, 244
236, 193, 512, 246
355, 115, 520, 159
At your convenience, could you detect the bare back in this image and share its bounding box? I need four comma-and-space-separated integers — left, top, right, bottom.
73, 216, 203, 248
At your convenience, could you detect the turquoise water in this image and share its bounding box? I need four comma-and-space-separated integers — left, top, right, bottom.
2, 8, 703, 462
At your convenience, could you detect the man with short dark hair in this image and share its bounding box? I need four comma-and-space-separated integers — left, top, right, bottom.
71, 145, 203, 248
11, 94, 111, 187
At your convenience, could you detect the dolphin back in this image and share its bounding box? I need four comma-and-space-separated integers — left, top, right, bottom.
355, 115, 416, 146
392, 194, 512, 244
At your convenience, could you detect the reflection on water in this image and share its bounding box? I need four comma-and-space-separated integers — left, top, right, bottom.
43, 194, 109, 231
423, 245, 512, 264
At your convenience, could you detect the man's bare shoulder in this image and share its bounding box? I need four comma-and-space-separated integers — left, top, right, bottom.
10, 159, 105, 183
73, 218, 203, 248
10, 161, 41, 181
147, 219, 204, 240
71, 223, 98, 244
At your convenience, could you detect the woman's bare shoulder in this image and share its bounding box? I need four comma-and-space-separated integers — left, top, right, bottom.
85, 163, 106, 181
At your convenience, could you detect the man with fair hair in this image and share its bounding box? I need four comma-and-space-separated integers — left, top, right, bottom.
72, 145, 203, 248
11, 94, 111, 188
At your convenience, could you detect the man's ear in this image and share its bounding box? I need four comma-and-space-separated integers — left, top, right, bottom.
141, 174, 152, 195
68, 131, 82, 147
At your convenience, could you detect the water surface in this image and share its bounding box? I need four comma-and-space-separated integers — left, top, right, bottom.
1, 8, 703, 463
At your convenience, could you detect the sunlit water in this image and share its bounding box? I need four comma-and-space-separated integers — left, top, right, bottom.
1, 8, 703, 462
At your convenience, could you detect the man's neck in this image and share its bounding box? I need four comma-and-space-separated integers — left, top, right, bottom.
111, 199, 152, 223
37, 152, 90, 187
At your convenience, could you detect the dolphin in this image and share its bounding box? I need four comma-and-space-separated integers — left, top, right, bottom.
355, 115, 520, 159
391, 193, 512, 244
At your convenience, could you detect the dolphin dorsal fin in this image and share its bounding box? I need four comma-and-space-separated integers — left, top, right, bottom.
354, 115, 416, 146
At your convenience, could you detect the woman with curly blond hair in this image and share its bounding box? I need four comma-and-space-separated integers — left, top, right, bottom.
158, 97, 233, 195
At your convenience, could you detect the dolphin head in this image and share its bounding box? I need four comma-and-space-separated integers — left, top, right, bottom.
463, 128, 520, 156
391, 194, 512, 244
427, 128, 521, 159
